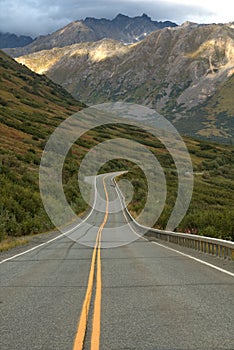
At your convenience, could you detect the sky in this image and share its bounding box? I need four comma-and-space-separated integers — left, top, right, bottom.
0, 0, 233, 37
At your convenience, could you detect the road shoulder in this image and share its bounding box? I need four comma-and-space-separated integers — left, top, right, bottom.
0, 230, 61, 262
145, 234, 234, 275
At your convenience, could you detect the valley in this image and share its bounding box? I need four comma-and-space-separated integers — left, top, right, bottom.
0, 50, 233, 246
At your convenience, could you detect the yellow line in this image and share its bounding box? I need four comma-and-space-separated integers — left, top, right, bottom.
90, 241, 102, 350
91, 176, 109, 350
72, 241, 98, 350
73, 175, 109, 350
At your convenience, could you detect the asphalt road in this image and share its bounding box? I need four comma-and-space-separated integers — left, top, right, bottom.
1, 173, 234, 350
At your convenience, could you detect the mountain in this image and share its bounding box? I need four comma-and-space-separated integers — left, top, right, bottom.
3, 14, 177, 57
15, 22, 234, 143
0, 32, 33, 49
83, 13, 177, 43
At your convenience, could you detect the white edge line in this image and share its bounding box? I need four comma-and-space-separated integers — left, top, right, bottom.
113, 175, 147, 242
113, 177, 234, 278
0, 234, 64, 265
0, 177, 98, 265
63, 175, 98, 235
151, 241, 234, 277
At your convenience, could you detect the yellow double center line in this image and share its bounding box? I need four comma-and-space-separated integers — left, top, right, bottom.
73, 175, 109, 350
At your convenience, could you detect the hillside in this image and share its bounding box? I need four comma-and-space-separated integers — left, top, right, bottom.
3, 14, 177, 57
14, 22, 234, 143
0, 50, 85, 149
0, 50, 85, 241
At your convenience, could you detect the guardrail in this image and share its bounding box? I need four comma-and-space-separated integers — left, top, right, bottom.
114, 179, 234, 260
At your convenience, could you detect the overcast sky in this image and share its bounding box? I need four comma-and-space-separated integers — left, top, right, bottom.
0, 0, 233, 37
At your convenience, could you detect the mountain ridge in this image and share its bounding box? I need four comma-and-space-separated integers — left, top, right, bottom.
3, 14, 177, 57
0, 32, 33, 49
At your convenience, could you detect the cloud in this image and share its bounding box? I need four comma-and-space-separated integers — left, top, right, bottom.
0, 0, 232, 37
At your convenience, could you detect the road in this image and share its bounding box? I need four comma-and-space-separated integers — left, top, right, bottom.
1, 173, 234, 350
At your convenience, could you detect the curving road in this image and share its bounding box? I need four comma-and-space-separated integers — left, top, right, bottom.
1, 173, 234, 350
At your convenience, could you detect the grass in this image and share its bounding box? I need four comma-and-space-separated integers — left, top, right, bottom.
0, 236, 30, 252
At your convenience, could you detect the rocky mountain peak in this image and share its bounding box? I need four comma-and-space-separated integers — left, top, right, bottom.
114, 13, 129, 20
141, 13, 151, 19
181, 21, 199, 28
